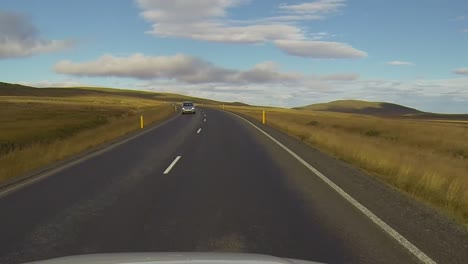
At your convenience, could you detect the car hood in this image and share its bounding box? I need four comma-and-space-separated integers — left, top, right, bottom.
26, 252, 324, 264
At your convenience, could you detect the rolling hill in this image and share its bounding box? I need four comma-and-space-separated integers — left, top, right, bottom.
295, 100, 423, 116
0, 82, 249, 106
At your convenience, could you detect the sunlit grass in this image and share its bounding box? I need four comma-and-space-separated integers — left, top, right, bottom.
297, 100, 384, 110
225, 106, 468, 225
0, 94, 175, 183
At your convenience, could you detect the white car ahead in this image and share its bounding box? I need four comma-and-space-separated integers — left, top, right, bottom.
181, 101, 196, 114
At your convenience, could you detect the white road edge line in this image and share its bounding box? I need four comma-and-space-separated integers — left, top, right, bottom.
232, 113, 436, 264
197, 128, 202, 134
163, 156, 181, 174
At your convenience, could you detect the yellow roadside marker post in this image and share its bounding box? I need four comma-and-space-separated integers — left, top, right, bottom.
140, 115, 144, 129
262, 110, 266, 124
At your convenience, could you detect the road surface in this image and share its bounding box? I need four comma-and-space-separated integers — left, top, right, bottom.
0, 107, 467, 264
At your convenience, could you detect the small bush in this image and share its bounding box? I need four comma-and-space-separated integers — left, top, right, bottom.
452, 149, 467, 159
364, 129, 381, 137
307, 120, 319, 126
0, 141, 21, 155
298, 133, 308, 141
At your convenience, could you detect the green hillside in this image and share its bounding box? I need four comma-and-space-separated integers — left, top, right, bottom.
0, 82, 226, 105
295, 100, 422, 116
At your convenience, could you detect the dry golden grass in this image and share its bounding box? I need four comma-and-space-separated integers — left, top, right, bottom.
299, 100, 384, 110
224, 106, 468, 225
0, 94, 175, 184
0, 81, 249, 184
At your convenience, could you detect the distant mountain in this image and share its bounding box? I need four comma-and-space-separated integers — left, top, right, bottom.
294, 100, 422, 116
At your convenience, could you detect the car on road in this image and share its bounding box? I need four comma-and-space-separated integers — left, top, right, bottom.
181, 101, 196, 114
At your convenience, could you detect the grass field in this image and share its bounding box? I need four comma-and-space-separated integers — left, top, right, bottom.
0, 81, 253, 184
295, 99, 422, 116
223, 106, 468, 226
0, 85, 183, 183
2, 82, 467, 226
0, 82, 226, 105
299, 100, 383, 110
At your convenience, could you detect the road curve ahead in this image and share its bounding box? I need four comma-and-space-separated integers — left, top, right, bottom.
0, 107, 467, 264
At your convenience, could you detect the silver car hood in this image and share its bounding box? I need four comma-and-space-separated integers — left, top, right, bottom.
26, 252, 324, 264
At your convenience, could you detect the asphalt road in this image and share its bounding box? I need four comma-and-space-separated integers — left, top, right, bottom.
1, 107, 467, 264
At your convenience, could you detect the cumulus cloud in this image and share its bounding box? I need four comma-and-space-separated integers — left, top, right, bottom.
133, 76, 468, 113
52, 52, 468, 113
274, 40, 367, 58
137, 0, 303, 43
237, 61, 303, 83
137, 0, 241, 22
137, 81, 297, 106
278, 0, 345, 16
310, 32, 333, 40
54, 54, 307, 85
55, 54, 232, 82
0, 11, 74, 59
319, 73, 359, 81
149, 22, 304, 43
386, 60, 414, 66
53, 53, 364, 93
452, 68, 468, 75
136, 0, 297, 43
136, 0, 366, 59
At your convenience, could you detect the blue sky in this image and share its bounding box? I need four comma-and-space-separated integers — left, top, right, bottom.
1, 0, 467, 113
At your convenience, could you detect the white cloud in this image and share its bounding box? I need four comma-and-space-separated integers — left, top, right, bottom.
238, 61, 303, 83
137, 81, 301, 107
133, 76, 468, 113
136, 0, 366, 59
54, 54, 306, 84
278, 0, 345, 16
274, 40, 367, 58
53, 53, 364, 100
319, 73, 359, 81
44, 52, 468, 113
452, 14, 468, 32
310, 32, 333, 40
137, 0, 242, 22
137, 0, 293, 43
147, 22, 304, 43
452, 68, 468, 75
386, 60, 415, 66
0, 11, 74, 59
348, 78, 468, 113
55, 54, 233, 82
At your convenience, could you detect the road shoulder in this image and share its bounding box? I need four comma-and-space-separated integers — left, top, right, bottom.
223, 108, 468, 264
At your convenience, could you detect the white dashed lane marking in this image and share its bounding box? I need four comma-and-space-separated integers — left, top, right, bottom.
163, 156, 181, 174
